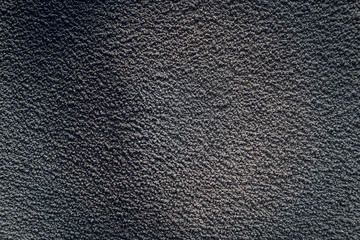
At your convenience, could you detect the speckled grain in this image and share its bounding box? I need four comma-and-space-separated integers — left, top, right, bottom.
1, 1, 359, 239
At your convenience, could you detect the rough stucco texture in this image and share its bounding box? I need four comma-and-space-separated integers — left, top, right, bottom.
1, 0, 360, 239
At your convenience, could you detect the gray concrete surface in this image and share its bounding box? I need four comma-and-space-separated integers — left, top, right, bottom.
1, 1, 359, 239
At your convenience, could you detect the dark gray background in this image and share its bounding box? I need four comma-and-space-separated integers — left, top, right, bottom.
1, 0, 359, 239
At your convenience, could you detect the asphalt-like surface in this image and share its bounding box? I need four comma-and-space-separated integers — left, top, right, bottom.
1, 1, 360, 239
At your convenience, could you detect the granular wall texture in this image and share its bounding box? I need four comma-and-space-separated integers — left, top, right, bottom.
1, 1, 359, 239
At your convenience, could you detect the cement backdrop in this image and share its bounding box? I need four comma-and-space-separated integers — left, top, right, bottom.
1, 1, 359, 239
